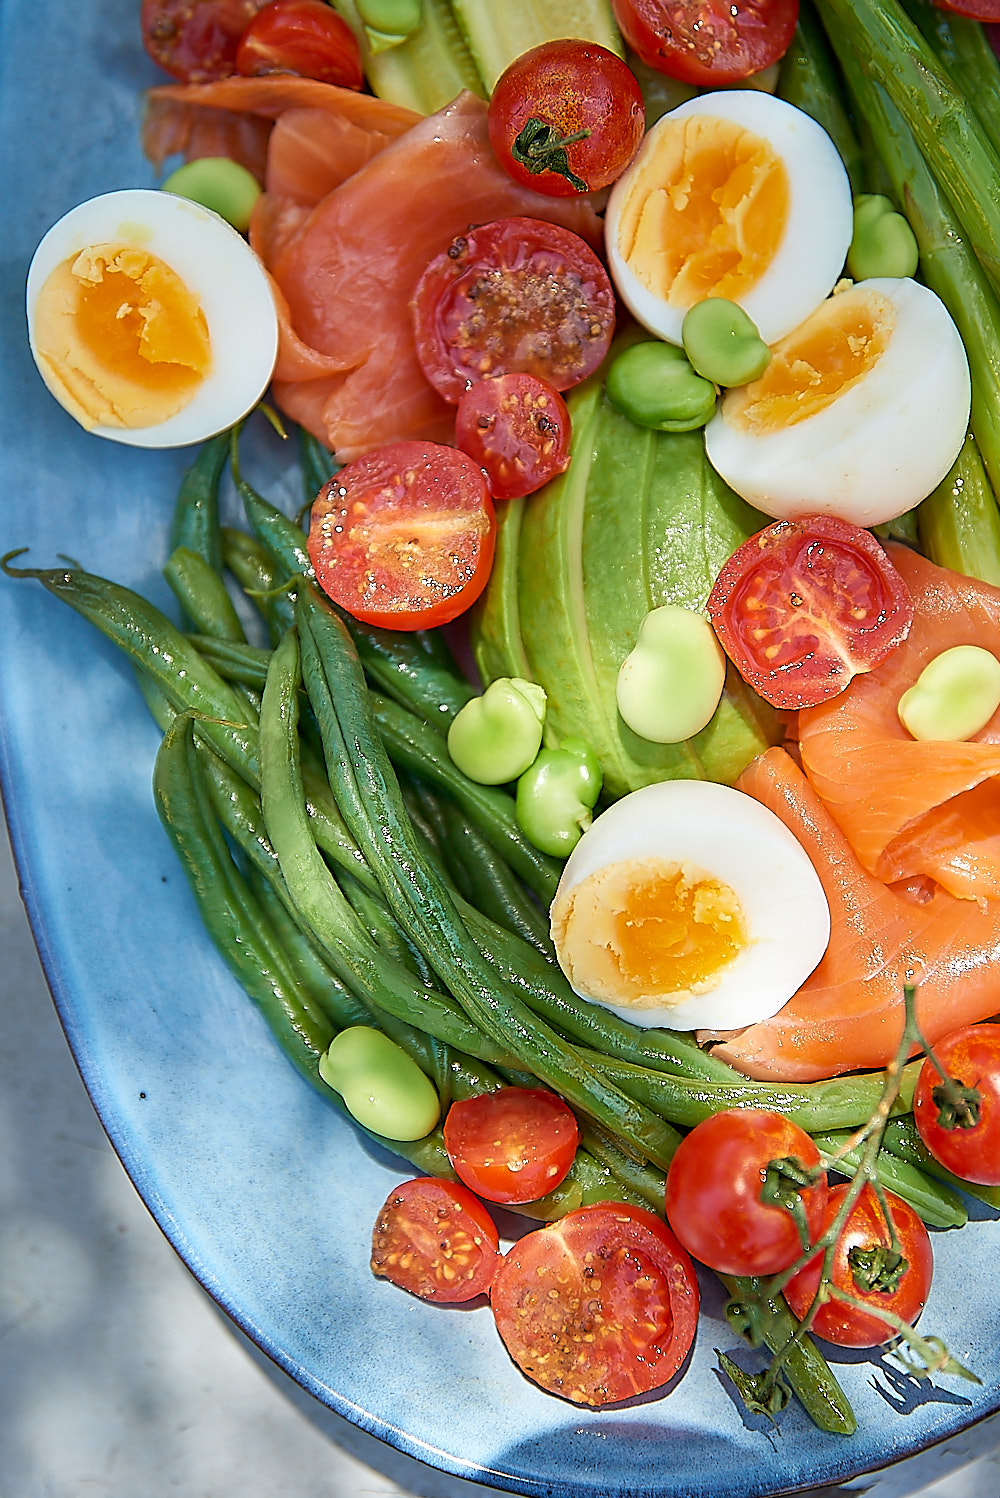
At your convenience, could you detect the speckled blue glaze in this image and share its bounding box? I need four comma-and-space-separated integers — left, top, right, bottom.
2, 3, 999, 1494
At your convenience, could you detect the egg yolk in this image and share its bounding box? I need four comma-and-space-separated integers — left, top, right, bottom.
615, 115, 790, 308
724, 283, 896, 435
32, 243, 211, 430
551, 858, 749, 1009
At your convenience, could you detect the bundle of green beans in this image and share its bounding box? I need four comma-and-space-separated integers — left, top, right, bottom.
12, 419, 1000, 1437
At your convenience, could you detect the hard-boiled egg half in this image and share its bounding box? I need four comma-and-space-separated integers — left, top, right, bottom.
704, 277, 971, 526
604, 90, 853, 348
550, 779, 830, 1032
26, 188, 279, 448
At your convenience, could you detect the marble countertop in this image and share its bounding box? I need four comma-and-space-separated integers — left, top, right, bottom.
3, 807, 999, 1498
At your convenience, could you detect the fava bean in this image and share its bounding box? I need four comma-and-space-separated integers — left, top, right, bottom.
161, 157, 262, 233
356, 0, 422, 42
897, 644, 1000, 741
847, 193, 919, 281
515, 737, 602, 857
605, 341, 717, 432
616, 605, 726, 743
319, 1025, 441, 1140
681, 299, 771, 387
446, 677, 546, 785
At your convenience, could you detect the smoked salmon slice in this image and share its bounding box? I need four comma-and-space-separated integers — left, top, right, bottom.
798, 545, 1000, 903
705, 746, 1000, 1082
144, 84, 607, 462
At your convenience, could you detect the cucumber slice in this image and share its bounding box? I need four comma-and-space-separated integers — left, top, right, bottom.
450, 0, 623, 92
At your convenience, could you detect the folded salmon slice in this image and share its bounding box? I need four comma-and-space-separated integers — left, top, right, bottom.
145, 83, 606, 463
798, 545, 1000, 902
706, 747, 1000, 1081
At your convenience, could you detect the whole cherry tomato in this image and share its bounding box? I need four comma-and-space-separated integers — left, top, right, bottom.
783, 1183, 934, 1348
914, 1024, 1000, 1186
664, 1109, 828, 1276
487, 40, 645, 197
443, 1087, 580, 1204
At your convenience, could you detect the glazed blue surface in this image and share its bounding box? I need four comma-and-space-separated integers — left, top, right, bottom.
1, 3, 999, 1494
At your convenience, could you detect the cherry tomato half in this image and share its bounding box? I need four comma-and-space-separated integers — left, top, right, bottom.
235, 0, 363, 86
783, 1183, 933, 1348
706, 516, 914, 710
490, 1202, 699, 1405
937, 0, 1000, 19
914, 1025, 1000, 1187
411, 216, 616, 405
455, 373, 572, 500
664, 1109, 828, 1276
611, 0, 800, 87
307, 441, 496, 630
370, 1177, 501, 1303
487, 40, 645, 198
443, 1087, 580, 1204
141, 0, 267, 82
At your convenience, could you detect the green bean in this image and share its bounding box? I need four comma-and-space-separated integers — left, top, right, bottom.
578, 1049, 920, 1132
152, 713, 335, 1083
578, 1122, 674, 1210
257, 626, 515, 1069
814, 1131, 968, 1228
337, 865, 438, 988
187, 634, 272, 689
719, 1274, 857, 1436
372, 691, 562, 902
296, 585, 683, 1172
220, 525, 296, 643
169, 429, 229, 571
881, 1115, 1000, 1210
297, 425, 338, 501
165, 545, 247, 643
917, 433, 1000, 587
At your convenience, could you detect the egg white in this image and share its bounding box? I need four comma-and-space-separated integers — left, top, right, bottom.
25, 188, 278, 449
704, 277, 972, 526
605, 90, 854, 349
550, 779, 830, 1032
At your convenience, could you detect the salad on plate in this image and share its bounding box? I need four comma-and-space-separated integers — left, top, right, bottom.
7, 0, 1000, 1489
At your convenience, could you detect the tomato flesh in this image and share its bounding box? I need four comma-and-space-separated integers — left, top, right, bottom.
664, 1109, 828, 1276
443, 1087, 580, 1204
307, 441, 496, 630
707, 515, 913, 710
487, 40, 645, 197
611, 0, 800, 86
783, 1184, 933, 1348
914, 1025, 1000, 1187
371, 1177, 501, 1303
235, 0, 363, 86
490, 1202, 699, 1405
411, 216, 616, 405
141, 0, 266, 81
455, 373, 571, 500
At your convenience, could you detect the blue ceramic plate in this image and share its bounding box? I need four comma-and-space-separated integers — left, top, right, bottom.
2, 3, 999, 1494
